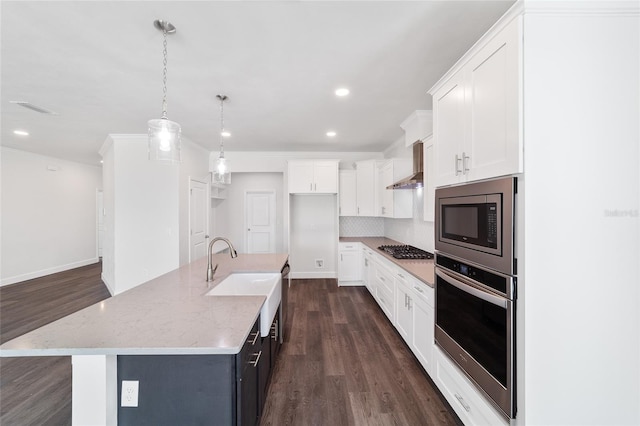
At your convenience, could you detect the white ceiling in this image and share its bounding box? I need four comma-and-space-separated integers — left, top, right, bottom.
1, 1, 515, 165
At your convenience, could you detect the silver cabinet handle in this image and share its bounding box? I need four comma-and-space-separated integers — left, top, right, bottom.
249, 331, 259, 345
314, 183, 317, 191
341, 254, 343, 261
454, 393, 471, 412
408, 297, 412, 310
413, 285, 424, 294
455, 154, 462, 176
397, 273, 405, 279
462, 152, 470, 174
250, 351, 262, 367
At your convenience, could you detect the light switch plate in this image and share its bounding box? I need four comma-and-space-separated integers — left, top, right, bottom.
121, 380, 139, 407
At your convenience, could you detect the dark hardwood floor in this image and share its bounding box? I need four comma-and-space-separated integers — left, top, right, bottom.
261, 279, 459, 426
0, 261, 111, 426
1, 266, 457, 425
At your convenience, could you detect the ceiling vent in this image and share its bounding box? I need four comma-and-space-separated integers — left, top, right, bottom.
10, 101, 58, 115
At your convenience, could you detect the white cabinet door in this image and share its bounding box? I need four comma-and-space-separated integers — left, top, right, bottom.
373, 260, 395, 322
433, 74, 466, 187
395, 278, 413, 345
356, 160, 376, 216
465, 18, 521, 182
423, 135, 435, 222
339, 170, 357, 216
379, 162, 394, 217
378, 160, 412, 218
411, 282, 434, 375
313, 161, 338, 193
431, 17, 522, 188
338, 243, 362, 285
363, 248, 376, 297
288, 161, 315, 193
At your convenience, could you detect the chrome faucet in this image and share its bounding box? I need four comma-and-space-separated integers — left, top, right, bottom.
206, 237, 238, 282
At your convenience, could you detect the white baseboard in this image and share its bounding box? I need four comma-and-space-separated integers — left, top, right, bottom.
291, 271, 337, 280
338, 280, 364, 287
0, 257, 100, 287
101, 274, 115, 296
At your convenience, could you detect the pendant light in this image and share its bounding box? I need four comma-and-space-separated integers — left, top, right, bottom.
213, 94, 231, 184
148, 19, 181, 163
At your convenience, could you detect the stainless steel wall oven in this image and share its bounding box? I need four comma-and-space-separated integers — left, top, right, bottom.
435, 176, 517, 420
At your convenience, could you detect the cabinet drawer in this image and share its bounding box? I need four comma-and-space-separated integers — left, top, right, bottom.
376, 285, 394, 321
410, 279, 434, 307
374, 263, 394, 294
434, 347, 508, 426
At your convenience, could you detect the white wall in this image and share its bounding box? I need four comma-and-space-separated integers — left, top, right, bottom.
100, 135, 179, 295
178, 139, 211, 266
219, 173, 285, 254
519, 5, 639, 425
1, 147, 102, 286
289, 194, 337, 278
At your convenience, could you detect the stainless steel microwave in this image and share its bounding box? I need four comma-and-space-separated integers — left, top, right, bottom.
435, 177, 517, 276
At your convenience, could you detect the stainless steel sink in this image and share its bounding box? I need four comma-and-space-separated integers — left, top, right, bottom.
205, 273, 281, 336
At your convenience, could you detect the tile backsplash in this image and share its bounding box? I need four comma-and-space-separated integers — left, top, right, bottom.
339, 216, 384, 237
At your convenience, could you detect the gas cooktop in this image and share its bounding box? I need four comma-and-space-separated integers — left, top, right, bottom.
377, 245, 433, 260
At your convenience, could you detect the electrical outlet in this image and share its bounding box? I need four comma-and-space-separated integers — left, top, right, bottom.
315, 259, 324, 268
121, 380, 139, 407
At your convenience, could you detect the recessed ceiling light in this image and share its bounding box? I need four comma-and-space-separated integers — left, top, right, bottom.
335, 88, 350, 97
326, 131, 337, 137
221, 131, 231, 138
13, 130, 29, 136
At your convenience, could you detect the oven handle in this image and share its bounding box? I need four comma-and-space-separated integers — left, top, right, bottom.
436, 268, 507, 308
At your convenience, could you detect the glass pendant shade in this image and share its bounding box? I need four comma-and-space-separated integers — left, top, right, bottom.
213, 153, 231, 184
148, 118, 181, 163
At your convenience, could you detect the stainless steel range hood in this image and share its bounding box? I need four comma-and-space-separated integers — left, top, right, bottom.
387, 142, 423, 189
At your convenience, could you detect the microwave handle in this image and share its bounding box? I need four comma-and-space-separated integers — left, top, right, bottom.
436, 268, 507, 308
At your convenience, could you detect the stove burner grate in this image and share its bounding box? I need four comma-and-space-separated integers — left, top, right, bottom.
377, 245, 433, 260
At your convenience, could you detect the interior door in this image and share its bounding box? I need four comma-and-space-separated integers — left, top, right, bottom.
189, 178, 208, 261
246, 191, 276, 253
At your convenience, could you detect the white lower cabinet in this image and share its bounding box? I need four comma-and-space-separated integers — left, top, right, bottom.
362, 247, 376, 296
338, 243, 362, 286
394, 277, 413, 344
395, 271, 434, 376
373, 259, 395, 322
434, 346, 508, 426
410, 280, 434, 376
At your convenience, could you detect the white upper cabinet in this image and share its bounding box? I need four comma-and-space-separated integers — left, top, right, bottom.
338, 160, 380, 217
379, 159, 413, 218
288, 160, 339, 194
355, 160, 378, 216
400, 110, 433, 147
338, 170, 357, 216
431, 17, 522, 187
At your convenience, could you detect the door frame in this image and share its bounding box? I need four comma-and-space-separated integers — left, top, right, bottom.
188, 175, 210, 262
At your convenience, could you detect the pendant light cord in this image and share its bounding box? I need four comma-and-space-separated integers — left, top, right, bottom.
161, 28, 168, 120
219, 96, 225, 156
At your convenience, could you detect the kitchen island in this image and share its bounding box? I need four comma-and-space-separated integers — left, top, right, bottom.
0, 253, 289, 425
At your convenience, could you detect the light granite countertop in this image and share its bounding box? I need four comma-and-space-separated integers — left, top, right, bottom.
0, 253, 288, 357
339, 237, 435, 287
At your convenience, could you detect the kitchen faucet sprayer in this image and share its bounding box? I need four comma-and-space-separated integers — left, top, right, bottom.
206, 237, 238, 282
